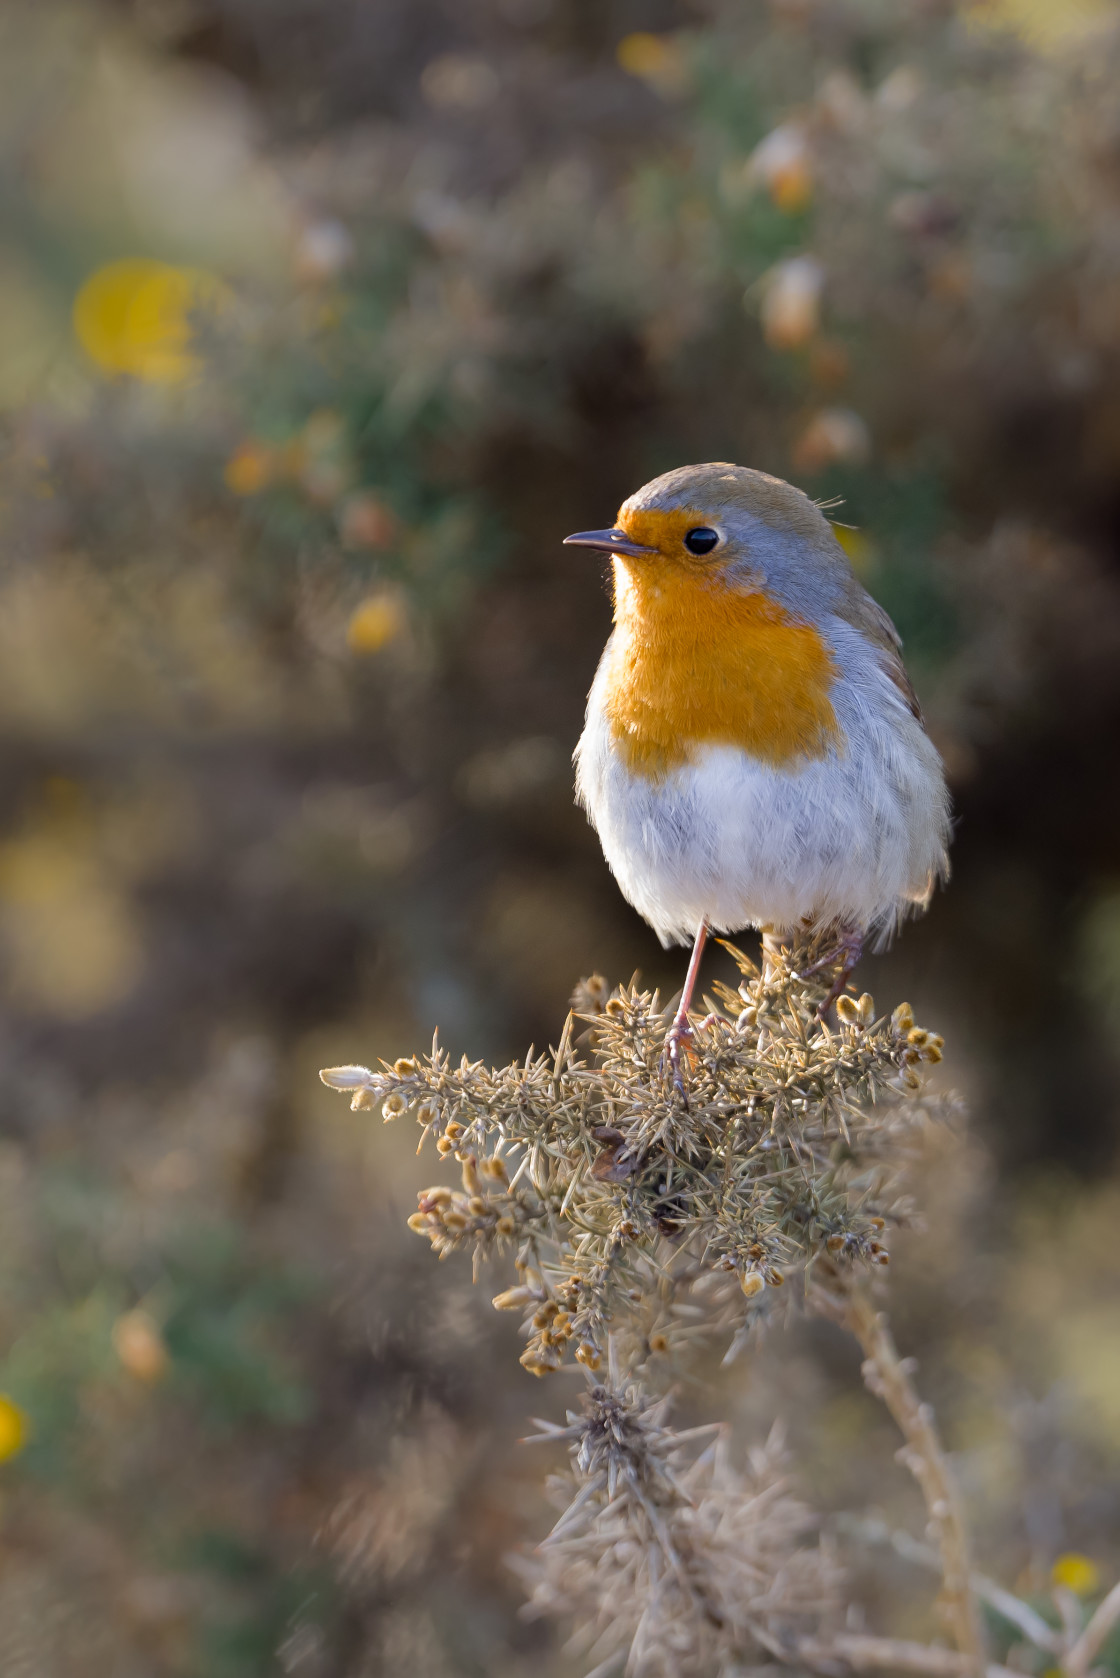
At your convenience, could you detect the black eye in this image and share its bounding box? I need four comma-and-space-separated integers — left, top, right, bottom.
683, 526, 720, 556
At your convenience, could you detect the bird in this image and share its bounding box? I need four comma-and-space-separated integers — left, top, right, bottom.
564, 462, 951, 1082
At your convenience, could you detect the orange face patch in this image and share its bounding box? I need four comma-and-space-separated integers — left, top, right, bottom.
617, 505, 714, 560
603, 549, 841, 779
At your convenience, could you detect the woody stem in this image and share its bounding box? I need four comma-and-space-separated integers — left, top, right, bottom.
843, 1289, 986, 1677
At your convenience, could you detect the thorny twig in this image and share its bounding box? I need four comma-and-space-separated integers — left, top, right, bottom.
1066, 1580, 1120, 1678
827, 1288, 987, 1676
836, 1517, 1061, 1656
796, 1635, 1020, 1678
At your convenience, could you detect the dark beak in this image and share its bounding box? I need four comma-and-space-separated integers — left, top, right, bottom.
563, 526, 656, 559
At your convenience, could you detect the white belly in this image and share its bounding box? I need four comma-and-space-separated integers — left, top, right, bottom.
574, 630, 950, 948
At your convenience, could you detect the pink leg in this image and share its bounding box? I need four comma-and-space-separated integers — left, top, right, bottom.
664, 919, 709, 1091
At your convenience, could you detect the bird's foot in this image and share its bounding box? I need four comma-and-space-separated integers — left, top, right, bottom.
662, 1012, 717, 1096
795, 929, 865, 1019
664, 1017, 691, 1096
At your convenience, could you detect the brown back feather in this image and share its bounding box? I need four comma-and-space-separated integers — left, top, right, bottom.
834, 578, 924, 722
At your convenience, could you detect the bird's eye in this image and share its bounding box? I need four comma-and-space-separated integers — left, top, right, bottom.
683, 526, 720, 556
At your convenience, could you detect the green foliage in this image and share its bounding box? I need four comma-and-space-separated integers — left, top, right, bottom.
185, 1535, 337, 1678
819, 463, 960, 666
0, 1292, 119, 1486
161, 1232, 317, 1430
1080, 889, 1120, 1036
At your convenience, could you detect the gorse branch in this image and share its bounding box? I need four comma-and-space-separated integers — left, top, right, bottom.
513, 1374, 841, 1678
321, 937, 1102, 1678
323, 937, 945, 1378
826, 1288, 985, 1675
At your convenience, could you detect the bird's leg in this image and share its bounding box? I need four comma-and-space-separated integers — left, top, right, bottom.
796, 926, 865, 1018
664, 919, 710, 1092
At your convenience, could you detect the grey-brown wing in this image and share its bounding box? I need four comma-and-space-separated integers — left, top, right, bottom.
835, 582, 924, 722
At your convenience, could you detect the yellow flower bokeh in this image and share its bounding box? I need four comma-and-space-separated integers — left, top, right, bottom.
830, 523, 876, 574
0, 830, 145, 1020
966, 0, 1117, 51
346, 592, 407, 656
616, 33, 688, 96
224, 440, 275, 496
0, 1395, 29, 1463
73, 259, 226, 384
1051, 1552, 1101, 1596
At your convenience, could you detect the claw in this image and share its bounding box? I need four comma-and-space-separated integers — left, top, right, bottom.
661, 1011, 718, 1097
663, 1017, 693, 1097
660, 919, 712, 1097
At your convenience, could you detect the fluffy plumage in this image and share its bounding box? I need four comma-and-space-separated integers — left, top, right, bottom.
571, 463, 950, 948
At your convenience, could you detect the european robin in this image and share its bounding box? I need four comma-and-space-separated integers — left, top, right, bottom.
564, 463, 950, 1078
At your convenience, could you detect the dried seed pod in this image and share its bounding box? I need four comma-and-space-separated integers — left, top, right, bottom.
858, 993, 875, 1026
572, 974, 610, 1012
382, 1092, 407, 1117
740, 1271, 766, 1299
461, 1153, 482, 1195
444, 1119, 465, 1142
492, 1285, 535, 1311
575, 1340, 601, 1370
520, 1344, 561, 1377
436, 1135, 455, 1156
907, 1027, 929, 1048
892, 1002, 915, 1034
320, 1064, 375, 1091
351, 1087, 377, 1110
648, 1332, 670, 1353
407, 1212, 433, 1234
835, 994, 861, 1025
480, 1155, 508, 1184
393, 1057, 417, 1075
591, 1140, 639, 1182
495, 1216, 516, 1236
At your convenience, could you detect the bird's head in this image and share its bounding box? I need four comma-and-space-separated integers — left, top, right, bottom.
564, 462, 854, 621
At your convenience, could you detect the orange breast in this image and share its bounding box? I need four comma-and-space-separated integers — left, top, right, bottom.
603, 559, 841, 779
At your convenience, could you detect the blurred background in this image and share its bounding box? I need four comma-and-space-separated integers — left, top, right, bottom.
1, 0, 1120, 1671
